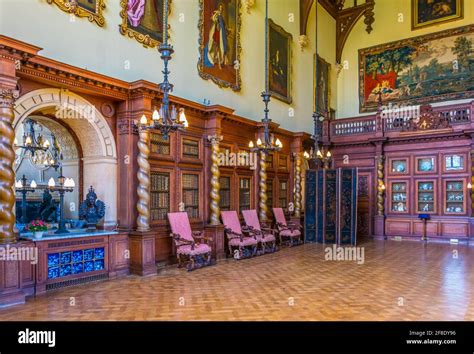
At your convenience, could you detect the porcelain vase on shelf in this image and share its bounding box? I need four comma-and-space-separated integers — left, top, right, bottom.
34, 231, 44, 239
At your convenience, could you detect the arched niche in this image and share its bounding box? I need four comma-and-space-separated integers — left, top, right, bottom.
14, 88, 118, 227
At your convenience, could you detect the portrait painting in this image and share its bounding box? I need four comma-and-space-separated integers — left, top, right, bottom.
359, 25, 474, 112
120, 0, 168, 48
268, 19, 292, 104
198, 0, 242, 91
314, 54, 331, 114
412, 0, 463, 30
46, 0, 105, 26
77, 0, 97, 13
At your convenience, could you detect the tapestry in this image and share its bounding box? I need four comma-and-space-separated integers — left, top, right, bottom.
198, 0, 242, 91
359, 25, 474, 112
304, 170, 317, 243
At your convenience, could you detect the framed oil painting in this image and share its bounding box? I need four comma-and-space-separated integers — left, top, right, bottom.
198, 0, 242, 91
314, 54, 331, 114
412, 0, 463, 30
120, 0, 170, 48
46, 0, 105, 27
268, 19, 292, 104
359, 25, 474, 112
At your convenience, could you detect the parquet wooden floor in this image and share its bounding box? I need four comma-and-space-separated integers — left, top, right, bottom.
1, 240, 473, 321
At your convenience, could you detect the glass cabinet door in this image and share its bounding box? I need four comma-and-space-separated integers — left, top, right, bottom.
391, 182, 407, 212
445, 180, 465, 214
416, 181, 435, 213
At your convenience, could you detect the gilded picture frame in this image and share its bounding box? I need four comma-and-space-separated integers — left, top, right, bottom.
268, 19, 293, 104
412, 0, 463, 30
197, 0, 242, 91
119, 0, 171, 49
46, 0, 106, 27
313, 54, 331, 115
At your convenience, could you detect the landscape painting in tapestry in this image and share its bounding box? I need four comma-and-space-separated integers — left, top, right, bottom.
412, 0, 463, 30
120, 0, 165, 48
198, 0, 241, 91
359, 25, 474, 112
268, 19, 292, 104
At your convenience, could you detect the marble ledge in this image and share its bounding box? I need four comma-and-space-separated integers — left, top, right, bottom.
20, 230, 119, 242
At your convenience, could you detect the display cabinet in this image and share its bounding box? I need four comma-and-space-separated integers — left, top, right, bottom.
389, 158, 409, 175
415, 180, 436, 213
444, 179, 466, 215
415, 156, 436, 174
390, 181, 408, 213
443, 154, 466, 173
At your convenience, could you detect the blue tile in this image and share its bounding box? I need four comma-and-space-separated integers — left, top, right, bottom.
84, 261, 94, 272
84, 249, 94, 261
94, 259, 105, 271
47, 253, 59, 268
72, 262, 83, 274
59, 264, 72, 277
94, 248, 105, 260
48, 267, 59, 279
72, 250, 83, 263
60, 251, 72, 264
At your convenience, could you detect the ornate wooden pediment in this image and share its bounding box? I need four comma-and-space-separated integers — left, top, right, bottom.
401, 105, 451, 132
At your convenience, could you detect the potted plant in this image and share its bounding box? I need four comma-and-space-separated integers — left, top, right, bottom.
26, 220, 48, 239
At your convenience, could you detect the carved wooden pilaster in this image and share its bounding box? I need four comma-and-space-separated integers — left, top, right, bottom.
0, 89, 19, 244
208, 134, 222, 225
136, 127, 151, 232
259, 151, 268, 222
376, 155, 385, 216
294, 152, 302, 218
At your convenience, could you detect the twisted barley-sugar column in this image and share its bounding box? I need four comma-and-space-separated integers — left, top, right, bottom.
0, 89, 19, 244
294, 152, 302, 218
259, 151, 268, 222
136, 127, 151, 232
208, 135, 221, 225
376, 155, 385, 216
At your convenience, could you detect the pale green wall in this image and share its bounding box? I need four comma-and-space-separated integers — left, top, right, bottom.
0, 0, 336, 133
337, 0, 474, 119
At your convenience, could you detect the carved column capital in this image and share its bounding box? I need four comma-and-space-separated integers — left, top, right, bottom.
0, 89, 19, 106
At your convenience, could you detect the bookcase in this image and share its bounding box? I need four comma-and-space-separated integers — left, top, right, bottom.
182, 173, 200, 219
150, 172, 170, 221
239, 177, 251, 213
219, 176, 231, 211
279, 179, 288, 208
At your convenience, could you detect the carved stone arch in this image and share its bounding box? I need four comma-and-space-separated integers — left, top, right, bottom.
13, 88, 118, 226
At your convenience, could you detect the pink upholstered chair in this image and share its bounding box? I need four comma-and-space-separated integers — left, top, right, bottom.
167, 212, 213, 271
273, 207, 303, 247
242, 209, 278, 254
221, 211, 258, 259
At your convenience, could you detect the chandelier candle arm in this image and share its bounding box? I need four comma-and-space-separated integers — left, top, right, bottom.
208, 135, 222, 225
136, 127, 151, 232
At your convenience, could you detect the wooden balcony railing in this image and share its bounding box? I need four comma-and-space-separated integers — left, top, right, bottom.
327, 102, 473, 142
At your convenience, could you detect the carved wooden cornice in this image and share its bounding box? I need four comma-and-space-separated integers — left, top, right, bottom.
0, 35, 41, 63
299, 0, 375, 63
